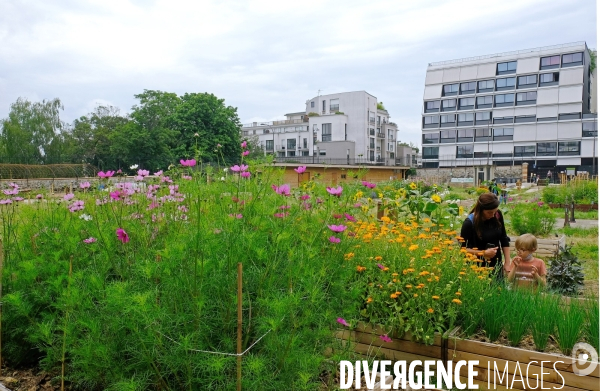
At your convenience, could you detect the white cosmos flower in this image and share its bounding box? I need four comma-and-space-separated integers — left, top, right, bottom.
79, 214, 92, 221
130, 164, 139, 169
221, 177, 225, 181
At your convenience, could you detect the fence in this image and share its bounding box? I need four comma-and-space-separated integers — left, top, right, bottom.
0, 164, 98, 180
271, 156, 404, 167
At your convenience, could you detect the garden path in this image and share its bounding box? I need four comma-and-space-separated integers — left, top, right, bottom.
554, 218, 598, 229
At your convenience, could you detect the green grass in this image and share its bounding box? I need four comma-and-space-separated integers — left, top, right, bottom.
549, 208, 598, 220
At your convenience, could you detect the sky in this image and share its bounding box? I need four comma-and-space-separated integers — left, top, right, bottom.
0, 0, 596, 147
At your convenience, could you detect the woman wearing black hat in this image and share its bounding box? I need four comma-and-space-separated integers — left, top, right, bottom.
460, 192, 511, 275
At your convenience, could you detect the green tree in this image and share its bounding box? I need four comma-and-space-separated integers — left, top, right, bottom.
0, 97, 65, 164
171, 92, 242, 164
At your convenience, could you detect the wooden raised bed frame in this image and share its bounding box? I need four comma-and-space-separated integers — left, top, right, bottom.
335, 322, 599, 391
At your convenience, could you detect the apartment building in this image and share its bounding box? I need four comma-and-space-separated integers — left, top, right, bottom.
420, 41, 597, 182
241, 91, 399, 166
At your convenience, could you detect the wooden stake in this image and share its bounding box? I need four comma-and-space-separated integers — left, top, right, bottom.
237, 262, 242, 391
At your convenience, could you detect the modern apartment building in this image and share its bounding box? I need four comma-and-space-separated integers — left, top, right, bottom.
241, 91, 401, 166
420, 42, 597, 182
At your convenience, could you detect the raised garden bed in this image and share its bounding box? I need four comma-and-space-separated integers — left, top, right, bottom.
336, 322, 599, 391
508, 235, 565, 258
548, 204, 598, 211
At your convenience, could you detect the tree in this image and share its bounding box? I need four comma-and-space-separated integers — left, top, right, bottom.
171, 93, 242, 165
0, 97, 65, 164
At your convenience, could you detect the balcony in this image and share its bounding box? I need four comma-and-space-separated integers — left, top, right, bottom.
272, 118, 309, 125
271, 156, 402, 167
376, 132, 385, 138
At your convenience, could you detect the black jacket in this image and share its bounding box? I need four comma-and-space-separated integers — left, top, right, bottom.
460, 210, 510, 269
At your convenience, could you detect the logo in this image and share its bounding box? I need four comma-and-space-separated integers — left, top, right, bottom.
572, 342, 598, 377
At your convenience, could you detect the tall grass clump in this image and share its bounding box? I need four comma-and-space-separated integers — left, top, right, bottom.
555, 300, 586, 355
530, 293, 559, 351
503, 289, 531, 347
480, 287, 506, 342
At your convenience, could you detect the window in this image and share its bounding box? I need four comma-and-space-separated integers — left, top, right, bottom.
515, 115, 536, 123
497, 61, 517, 75
478, 80, 494, 92
422, 133, 439, 144
460, 82, 476, 94
495, 93, 514, 107
266, 140, 274, 151
440, 114, 456, 126
562, 52, 583, 67
514, 146, 535, 157
424, 101, 440, 112
456, 145, 474, 158
558, 141, 581, 156
303, 138, 307, 149
440, 130, 456, 143
443, 83, 459, 96
517, 75, 537, 88
457, 113, 474, 124
493, 116, 514, 124
320, 150, 327, 156
537, 142, 557, 156
369, 128, 375, 136
457, 129, 474, 142
369, 112, 375, 123
583, 122, 598, 137
287, 138, 296, 150
496, 77, 516, 90
423, 115, 439, 128
329, 98, 339, 112
322, 100, 326, 112
441, 99, 456, 111
475, 128, 491, 141
475, 111, 491, 124
516, 91, 537, 105
458, 97, 475, 109
540, 55, 560, 70
558, 113, 581, 120
287, 151, 296, 157
311, 101, 315, 108
476, 95, 493, 108
369, 138, 375, 148
493, 128, 514, 141
322, 123, 332, 141
423, 147, 439, 159
377, 116, 381, 125
474, 151, 491, 158
539, 72, 559, 86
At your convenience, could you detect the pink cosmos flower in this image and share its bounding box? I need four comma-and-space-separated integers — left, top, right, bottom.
80, 182, 91, 189
228, 213, 243, 219
300, 194, 310, 201
133, 175, 144, 181
327, 224, 347, 233
362, 181, 376, 189
240, 171, 251, 178
294, 166, 307, 174
8, 183, 18, 189
137, 169, 150, 177
116, 169, 122, 174
326, 186, 343, 197
0, 199, 12, 205
83, 237, 97, 244
241, 141, 247, 148
116, 228, 129, 243
154, 170, 163, 176
302, 202, 312, 210
380, 335, 392, 343
272, 184, 291, 196
337, 318, 349, 327
3, 189, 18, 195
231, 164, 249, 172
242, 150, 250, 156
36, 194, 43, 199
13, 197, 23, 202
329, 236, 341, 244
353, 203, 362, 208
110, 191, 122, 200
377, 263, 384, 270
537, 201, 544, 206
98, 171, 115, 178
279, 205, 291, 210
344, 213, 356, 222
69, 200, 84, 212
64, 193, 75, 201
180, 159, 197, 167
316, 197, 324, 204
273, 212, 289, 218
182, 175, 193, 180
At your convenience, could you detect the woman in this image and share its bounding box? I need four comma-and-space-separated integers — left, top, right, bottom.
460, 192, 511, 275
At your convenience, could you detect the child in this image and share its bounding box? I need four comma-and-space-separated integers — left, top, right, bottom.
504, 234, 547, 288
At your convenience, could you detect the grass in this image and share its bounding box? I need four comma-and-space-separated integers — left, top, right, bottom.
558, 227, 599, 284
549, 208, 598, 220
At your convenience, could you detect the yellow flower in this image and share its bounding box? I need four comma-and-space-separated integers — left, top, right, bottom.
344, 252, 355, 260
455, 292, 462, 296
409, 182, 417, 190
413, 293, 419, 298
366, 297, 373, 303
356, 265, 366, 272
431, 194, 442, 203
452, 298, 462, 304
427, 308, 434, 313
374, 256, 383, 261
390, 293, 398, 299
405, 284, 413, 289
432, 295, 440, 300
408, 244, 419, 251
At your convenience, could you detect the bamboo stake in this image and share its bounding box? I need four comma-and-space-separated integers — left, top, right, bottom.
237, 262, 242, 391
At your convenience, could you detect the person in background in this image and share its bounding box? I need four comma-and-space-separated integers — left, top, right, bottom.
500, 182, 508, 204
547, 170, 552, 184
504, 234, 547, 289
460, 193, 511, 277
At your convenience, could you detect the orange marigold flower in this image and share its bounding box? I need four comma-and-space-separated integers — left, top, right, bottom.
392, 273, 399, 277
366, 297, 373, 303
408, 244, 419, 251
413, 293, 419, 298
356, 265, 366, 272
432, 295, 440, 300
452, 298, 462, 304
375, 256, 383, 261
427, 308, 434, 314
395, 291, 401, 295
455, 292, 461, 296
459, 272, 466, 275
405, 284, 413, 289
419, 271, 430, 276
390, 293, 398, 299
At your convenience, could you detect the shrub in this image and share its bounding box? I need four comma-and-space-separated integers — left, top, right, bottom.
542, 181, 598, 204
475, 187, 488, 196
547, 245, 585, 295
542, 186, 560, 204
508, 202, 555, 236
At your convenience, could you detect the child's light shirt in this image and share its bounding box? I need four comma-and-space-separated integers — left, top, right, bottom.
505, 257, 547, 288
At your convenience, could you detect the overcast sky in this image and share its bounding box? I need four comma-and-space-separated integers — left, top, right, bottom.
0, 0, 596, 146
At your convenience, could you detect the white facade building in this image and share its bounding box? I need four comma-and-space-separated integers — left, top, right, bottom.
420, 42, 597, 181
241, 91, 400, 165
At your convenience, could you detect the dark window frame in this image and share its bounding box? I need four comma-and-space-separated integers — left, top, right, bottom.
456, 145, 474, 158
517, 74, 538, 89
440, 129, 457, 143
422, 146, 439, 159
558, 141, 581, 156
476, 95, 493, 108
475, 128, 492, 142
540, 55, 560, 70
539, 72, 559, 86
514, 145, 535, 157
424, 100, 440, 113
536, 142, 557, 156
422, 133, 439, 144
443, 83, 459, 96
496, 77, 516, 91
493, 128, 514, 141
457, 128, 474, 142
478, 80, 495, 92
562, 52, 584, 67
516, 91, 537, 105
497, 61, 517, 75
459, 81, 476, 95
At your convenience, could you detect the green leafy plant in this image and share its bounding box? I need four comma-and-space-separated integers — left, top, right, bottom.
585, 298, 599, 353
508, 202, 555, 236
547, 245, 585, 295
530, 293, 559, 351
504, 289, 531, 347
555, 300, 586, 355
481, 288, 506, 342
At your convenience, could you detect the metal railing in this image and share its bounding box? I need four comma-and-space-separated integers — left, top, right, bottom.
429, 41, 586, 67
271, 156, 403, 166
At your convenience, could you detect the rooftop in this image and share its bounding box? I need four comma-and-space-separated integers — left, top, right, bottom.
428, 41, 587, 67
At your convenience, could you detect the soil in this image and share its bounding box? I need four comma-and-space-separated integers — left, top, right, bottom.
466, 329, 564, 356
0, 368, 64, 391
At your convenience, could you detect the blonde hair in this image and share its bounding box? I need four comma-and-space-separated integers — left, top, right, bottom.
515, 234, 537, 251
